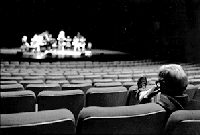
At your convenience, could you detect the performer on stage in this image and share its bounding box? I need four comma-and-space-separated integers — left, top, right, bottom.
65, 36, 72, 50
57, 30, 67, 51
21, 36, 30, 52
30, 34, 45, 52
88, 42, 92, 50
72, 35, 80, 52
79, 36, 86, 51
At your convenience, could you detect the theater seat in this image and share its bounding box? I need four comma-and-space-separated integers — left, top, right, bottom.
19, 80, 44, 89
76, 103, 166, 134
94, 82, 122, 87
193, 87, 200, 101
184, 85, 198, 100
164, 110, 200, 135
0, 81, 18, 85
0, 109, 75, 134
86, 86, 128, 107
62, 83, 92, 93
38, 90, 85, 120
1, 90, 36, 114
0, 76, 23, 83
26, 83, 61, 96
0, 84, 24, 92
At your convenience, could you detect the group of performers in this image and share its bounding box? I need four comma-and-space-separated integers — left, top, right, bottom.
21, 31, 92, 53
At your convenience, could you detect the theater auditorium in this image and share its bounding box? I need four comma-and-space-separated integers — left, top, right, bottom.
1, 0, 200, 134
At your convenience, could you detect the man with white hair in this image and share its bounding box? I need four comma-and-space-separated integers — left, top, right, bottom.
136, 64, 200, 113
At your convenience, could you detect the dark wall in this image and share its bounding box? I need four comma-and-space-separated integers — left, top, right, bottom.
1, 0, 199, 62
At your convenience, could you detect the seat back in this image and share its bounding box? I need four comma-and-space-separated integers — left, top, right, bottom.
38, 90, 85, 120
62, 83, 92, 93
26, 83, 61, 96
184, 85, 198, 100
76, 103, 166, 135
1, 90, 36, 114
86, 86, 128, 107
0, 84, 24, 92
0, 109, 75, 134
164, 110, 200, 135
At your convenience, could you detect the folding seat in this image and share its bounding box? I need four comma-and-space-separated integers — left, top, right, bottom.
144, 73, 158, 78
102, 74, 118, 80
127, 85, 140, 105
120, 70, 133, 75
189, 79, 200, 85
1, 90, 36, 114
194, 74, 200, 79
84, 74, 102, 81
47, 71, 64, 75
19, 80, 44, 89
40, 62, 50, 65
118, 74, 133, 79
70, 79, 92, 84
29, 62, 40, 65
79, 72, 93, 76
20, 61, 29, 65
15, 64, 27, 68
93, 79, 113, 84
45, 75, 66, 82
46, 80, 69, 87
132, 74, 144, 81
1, 72, 12, 77
93, 72, 108, 76
91, 69, 103, 73
193, 87, 200, 101
122, 81, 137, 90
114, 78, 134, 83
38, 90, 84, 120
26, 64, 37, 69
0, 76, 23, 83
26, 83, 61, 96
57, 64, 67, 68
23, 75, 45, 82
108, 71, 121, 75
86, 86, 128, 107
66, 75, 84, 82
29, 72, 47, 76
94, 82, 122, 87
0, 109, 75, 134
19, 69, 34, 74
184, 84, 198, 100
76, 103, 166, 135
62, 83, 92, 93
0, 81, 18, 85
164, 110, 200, 135
12, 72, 30, 77
0, 84, 24, 92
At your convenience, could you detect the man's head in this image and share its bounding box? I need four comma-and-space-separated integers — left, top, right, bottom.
157, 64, 188, 96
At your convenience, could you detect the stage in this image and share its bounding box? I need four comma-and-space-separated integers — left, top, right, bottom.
0, 48, 131, 61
